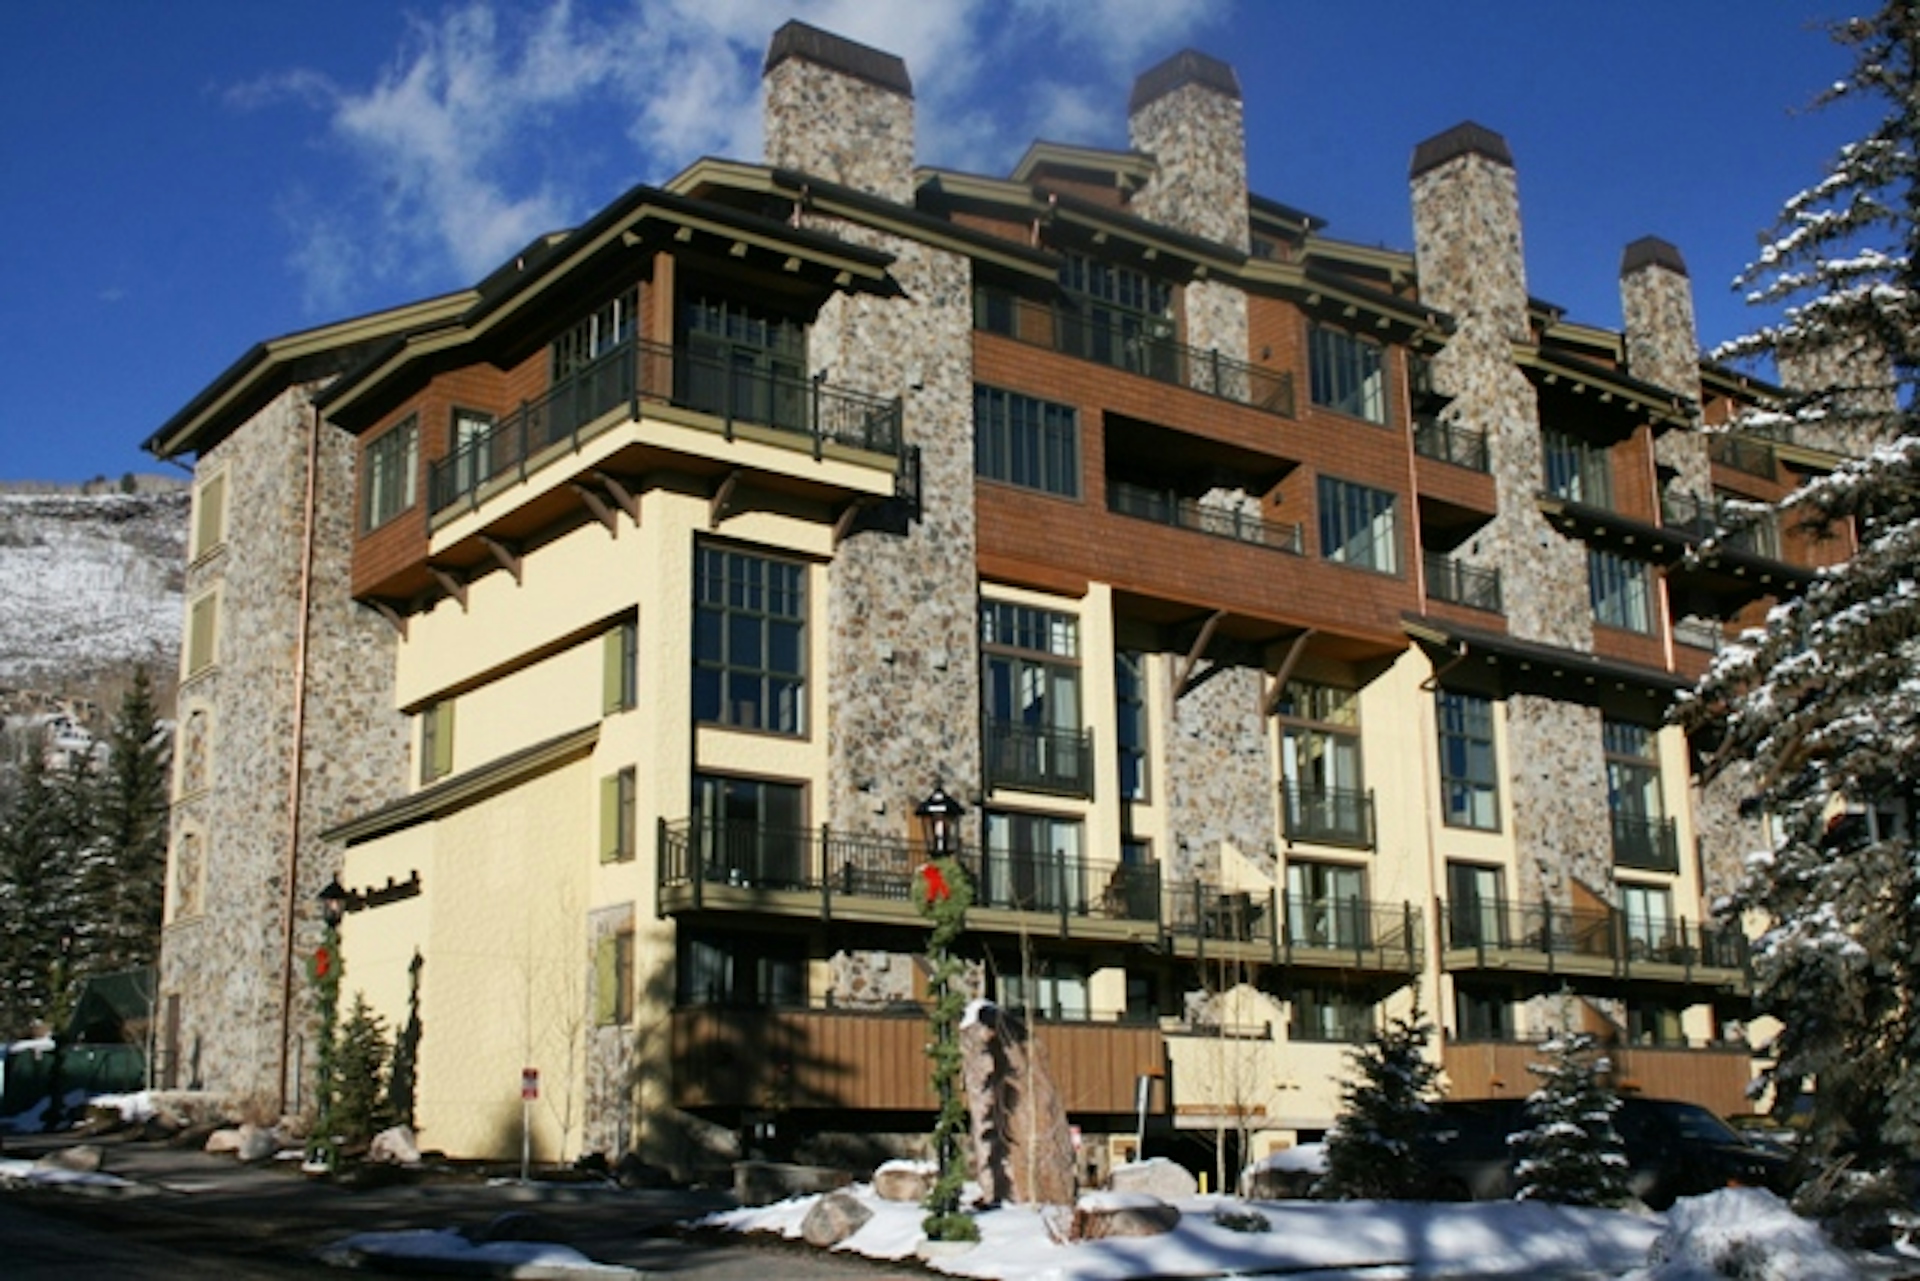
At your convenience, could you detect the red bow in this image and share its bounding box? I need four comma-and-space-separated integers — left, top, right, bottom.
920, 862, 950, 903
314, 945, 332, 979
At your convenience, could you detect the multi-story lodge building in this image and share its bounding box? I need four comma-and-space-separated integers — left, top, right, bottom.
145, 22, 1853, 1175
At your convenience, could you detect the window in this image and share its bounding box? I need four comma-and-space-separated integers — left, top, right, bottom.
1446, 862, 1506, 948
981, 601, 1088, 795
1277, 679, 1370, 846
600, 767, 636, 863
999, 957, 1089, 1021
975, 386, 1080, 497
191, 471, 226, 559
420, 699, 455, 785
1620, 882, 1676, 960
1589, 549, 1653, 633
1058, 252, 1174, 378
691, 774, 805, 888
603, 618, 638, 714
361, 416, 419, 531
185, 590, 218, 677
449, 407, 495, 498
983, 810, 1085, 912
1606, 719, 1671, 869
1437, 690, 1498, 830
1285, 860, 1367, 948
1542, 429, 1613, 507
681, 292, 806, 429
1309, 327, 1386, 423
693, 546, 806, 734
1115, 650, 1150, 801
1291, 985, 1373, 1042
1626, 998, 1685, 1047
1125, 970, 1161, 1023
677, 930, 805, 1008
553, 287, 639, 380
1317, 476, 1398, 573
594, 928, 634, 1026
1453, 985, 1512, 1040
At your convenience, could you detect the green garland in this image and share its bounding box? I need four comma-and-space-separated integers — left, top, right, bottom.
916, 855, 979, 1242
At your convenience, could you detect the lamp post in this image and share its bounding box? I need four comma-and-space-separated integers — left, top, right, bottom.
307, 878, 349, 1173
914, 785, 975, 1242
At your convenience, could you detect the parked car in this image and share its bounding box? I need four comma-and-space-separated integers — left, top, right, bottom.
1417, 1096, 1792, 1209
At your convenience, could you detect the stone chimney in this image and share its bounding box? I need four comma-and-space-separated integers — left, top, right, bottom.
1410, 122, 1529, 341
762, 21, 914, 203
1620, 236, 1709, 499
1127, 49, 1249, 253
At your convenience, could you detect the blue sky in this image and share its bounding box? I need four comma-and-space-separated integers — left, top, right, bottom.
3, 1, 1870, 484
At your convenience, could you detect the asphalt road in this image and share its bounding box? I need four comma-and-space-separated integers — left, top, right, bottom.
0, 1132, 922, 1280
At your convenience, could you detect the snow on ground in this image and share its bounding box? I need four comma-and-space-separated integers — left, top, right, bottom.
700, 1181, 1919, 1281
0, 1157, 132, 1190
316, 1229, 634, 1276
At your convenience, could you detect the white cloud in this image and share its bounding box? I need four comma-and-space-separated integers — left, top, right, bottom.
247, 0, 1229, 311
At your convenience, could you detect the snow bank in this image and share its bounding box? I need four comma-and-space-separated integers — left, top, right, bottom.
1626, 1187, 1856, 1281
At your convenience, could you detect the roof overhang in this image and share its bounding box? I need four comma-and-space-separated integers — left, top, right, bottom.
1404, 615, 1688, 720
1515, 345, 1695, 432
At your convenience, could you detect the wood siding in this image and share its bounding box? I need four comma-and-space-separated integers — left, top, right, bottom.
1442, 1039, 1754, 1119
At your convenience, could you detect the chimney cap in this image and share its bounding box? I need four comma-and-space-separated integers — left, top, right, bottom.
1621, 236, 1689, 279
765, 20, 912, 97
1130, 49, 1241, 113
1410, 121, 1513, 178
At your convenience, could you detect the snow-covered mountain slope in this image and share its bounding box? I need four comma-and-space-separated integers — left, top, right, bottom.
0, 488, 187, 706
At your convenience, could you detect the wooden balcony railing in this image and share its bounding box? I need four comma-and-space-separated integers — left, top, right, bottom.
1423, 551, 1503, 613
427, 335, 903, 516
1107, 481, 1304, 554
1441, 896, 1749, 981
976, 292, 1294, 416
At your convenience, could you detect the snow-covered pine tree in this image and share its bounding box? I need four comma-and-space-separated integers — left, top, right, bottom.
1316, 1008, 1440, 1200
1679, 2, 1920, 1176
1509, 1029, 1630, 1207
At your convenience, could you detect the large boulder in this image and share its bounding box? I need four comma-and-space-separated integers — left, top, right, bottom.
367, 1125, 421, 1166
1071, 1192, 1181, 1240
959, 1002, 1076, 1206
1109, 1156, 1197, 1200
235, 1123, 280, 1162
801, 1191, 873, 1247
873, 1159, 935, 1203
203, 1128, 243, 1155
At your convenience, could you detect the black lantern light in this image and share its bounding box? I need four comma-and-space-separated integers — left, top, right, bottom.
915, 785, 966, 858
317, 878, 350, 929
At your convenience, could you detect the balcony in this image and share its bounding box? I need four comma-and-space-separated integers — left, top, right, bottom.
1162, 884, 1421, 973
1280, 783, 1375, 849
1708, 434, 1777, 480
426, 335, 903, 518
1423, 552, 1503, 614
1611, 813, 1681, 873
1412, 419, 1490, 473
976, 293, 1294, 416
671, 1004, 1163, 1113
985, 718, 1095, 797
1440, 896, 1748, 988
1660, 491, 1784, 559
1107, 481, 1303, 554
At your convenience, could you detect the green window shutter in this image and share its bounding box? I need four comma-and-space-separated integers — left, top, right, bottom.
600, 774, 621, 862
432, 701, 455, 779
603, 628, 624, 714
593, 935, 618, 1026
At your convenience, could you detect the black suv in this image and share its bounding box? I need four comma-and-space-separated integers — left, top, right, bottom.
1418, 1096, 1792, 1208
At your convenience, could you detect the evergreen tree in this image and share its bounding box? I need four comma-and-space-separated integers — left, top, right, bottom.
1509, 1030, 1630, 1207
1682, 2, 1920, 1177
0, 745, 83, 1037
1316, 1009, 1440, 1200
333, 992, 394, 1145
86, 668, 171, 975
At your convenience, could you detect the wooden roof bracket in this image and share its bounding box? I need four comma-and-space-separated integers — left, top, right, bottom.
572, 482, 619, 537
832, 499, 870, 547
592, 471, 640, 523
364, 598, 409, 640
428, 566, 469, 611
710, 468, 744, 528
480, 535, 523, 585
1262, 628, 1319, 716
1173, 609, 1226, 701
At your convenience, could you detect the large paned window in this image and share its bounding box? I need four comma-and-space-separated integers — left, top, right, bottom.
681, 292, 807, 429
691, 774, 806, 889
1437, 690, 1499, 830
694, 546, 806, 734
1446, 862, 1506, 949
1285, 860, 1367, 949
982, 810, 1085, 913
999, 957, 1090, 1021
1454, 985, 1512, 1040
1605, 719, 1669, 868
553, 288, 639, 379
1290, 985, 1373, 1042
677, 930, 805, 1008
1625, 998, 1685, 1046
449, 407, 495, 498
1308, 326, 1387, 424
1543, 428, 1614, 507
361, 416, 419, 531
1115, 650, 1150, 801
1317, 476, 1399, 573
1059, 252, 1174, 377
1620, 881, 1676, 960
1589, 549, 1654, 633
1278, 679, 1370, 845
982, 601, 1088, 795
975, 386, 1080, 497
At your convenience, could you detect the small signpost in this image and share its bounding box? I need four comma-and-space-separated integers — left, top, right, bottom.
520, 1068, 539, 1182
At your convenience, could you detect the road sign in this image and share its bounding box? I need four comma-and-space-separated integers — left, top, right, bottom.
521, 1068, 539, 1101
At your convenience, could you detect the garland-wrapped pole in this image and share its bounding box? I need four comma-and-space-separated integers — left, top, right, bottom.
915, 786, 978, 1243
305, 879, 350, 1173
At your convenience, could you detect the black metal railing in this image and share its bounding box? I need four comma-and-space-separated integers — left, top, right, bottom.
1661, 489, 1785, 559
1439, 896, 1750, 976
1162, 886, 1421, 969
1423, 552, 1503, 613
1107, 481, 1304, 554
1708, 433, 1776, 479
1280, 783, 1375, 848
1412, 418, 1490, 472
1673, 617, 1724, 652
977, 293, 1295, 416
427, 335, 903, 515
1611, 813, 1681, 873
984, 718, 1095, 797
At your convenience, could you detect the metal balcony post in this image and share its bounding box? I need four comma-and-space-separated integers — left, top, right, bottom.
819, 823, 833, 921
1056, 851, 1069, 937
1269, 886, 1281, 965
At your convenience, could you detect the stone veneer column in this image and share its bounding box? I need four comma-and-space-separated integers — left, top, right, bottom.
1128, 50, 1249, 366
1410, 123, 1610, 905
158, 385, 406, 1104
1166, 666, 1274, 881
1621, 237, 1711, 500
762, 26, 982, 839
